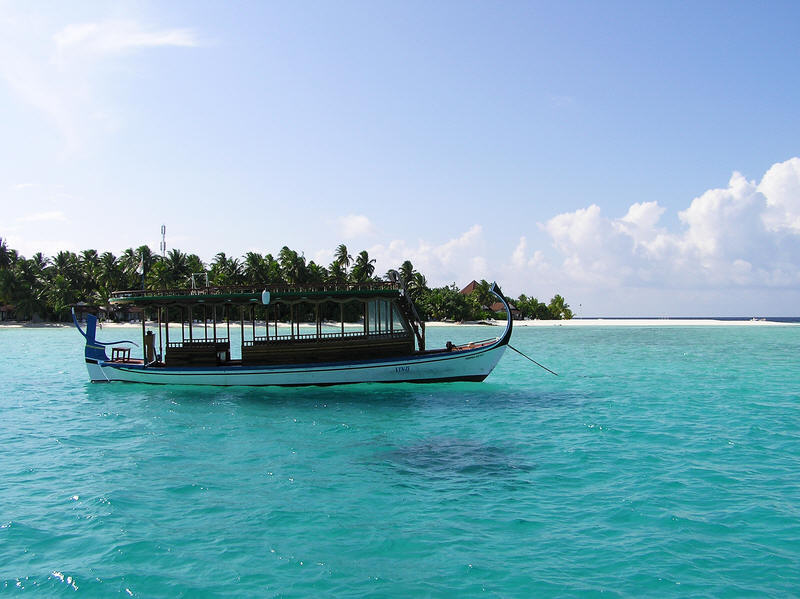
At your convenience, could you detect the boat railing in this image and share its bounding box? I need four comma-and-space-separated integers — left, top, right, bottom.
167, 338, 229, 348
110, 281, 400, 300
242, 330, 410, 346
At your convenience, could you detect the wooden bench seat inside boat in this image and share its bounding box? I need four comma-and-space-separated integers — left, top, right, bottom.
111, 347, 131, 362
242, 333, 414, 365
167, 340, 231, 366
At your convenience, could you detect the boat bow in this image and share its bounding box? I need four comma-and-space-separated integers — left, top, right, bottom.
72, 308, 138, 362
489, 282, 513, 346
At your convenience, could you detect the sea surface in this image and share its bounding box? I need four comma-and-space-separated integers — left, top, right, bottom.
1, 324, 799, 597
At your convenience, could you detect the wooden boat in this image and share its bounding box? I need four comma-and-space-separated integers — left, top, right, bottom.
73, 281, 512, 386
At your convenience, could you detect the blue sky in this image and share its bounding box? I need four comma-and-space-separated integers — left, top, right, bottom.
2, 1, 800, 315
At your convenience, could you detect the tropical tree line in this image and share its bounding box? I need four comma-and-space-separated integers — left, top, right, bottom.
412, 281, 572, 322
0, 237, 572, 322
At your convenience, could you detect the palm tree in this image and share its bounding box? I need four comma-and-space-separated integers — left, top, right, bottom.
351, 250, 375, 283
52, 251, 81, 295
15, 259, 48, 319
30, 252, 49, 273
79, 249, 101, 297
0, 249, 48, 319
515, 295, 549, 320
463, 279, 493, 310
118, 248, 137, 285
408, 272, 428, 299
384, 268, 400, 283
548, 294, 573, 320
186, 254, 206, 284
243, 252, 268, 286
0, 237, 12, 270
210, 252, 243, 286
95, 251, 121, 304
47, 274, 78, 320
278, 246, 307, 284
327, 260, 347, 285
209, 252, 227, 284
0, 267, 20, 310
306, 261, 328, 285
263, 254, 283, 285
80, 249, 99, 269
334, 244, 352, 272
398, 260, 415, 286
164, 248, 190, 287
136, 245, 156, 273
146, 261, 171, 290
52, 250, 77, 275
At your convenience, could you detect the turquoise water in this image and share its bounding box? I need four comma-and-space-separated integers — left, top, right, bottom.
1, 324, 799, 597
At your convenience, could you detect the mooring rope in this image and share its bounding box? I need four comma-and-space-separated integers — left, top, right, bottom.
508, 344, 559, 376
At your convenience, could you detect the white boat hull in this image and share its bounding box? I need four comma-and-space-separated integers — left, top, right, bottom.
85, 343, 507, 386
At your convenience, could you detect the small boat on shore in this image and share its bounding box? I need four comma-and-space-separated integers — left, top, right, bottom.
73, 282, 512, 386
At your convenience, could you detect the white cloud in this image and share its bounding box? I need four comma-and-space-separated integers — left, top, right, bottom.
338, 214, 375, 239
53, 20, 199, 60
616, 201, 666, 250
511, 237, 528, 269
511, 236, 546, 270
367, 225, 488, 285
760, 157, 800, 234
432, 224, 483, 265
508, 157, 800, 300
542, 204, 636, 286
677, 171, 765, 263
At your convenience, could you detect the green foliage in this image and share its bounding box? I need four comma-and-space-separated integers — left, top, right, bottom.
0, 238, 574, 323
350, 250, 376, 283
547, 294, 573, 320
514, 293, 572, 320
334, 244, 352, 272
0, 237, 13, 270
146, 260, 170, 290
278, 246, 307, 284
415, 284, 471, 321
47, 274, 78, 319
209, 252, 244, 286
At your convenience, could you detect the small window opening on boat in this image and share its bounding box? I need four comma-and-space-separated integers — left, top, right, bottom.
367, 299, 406, 335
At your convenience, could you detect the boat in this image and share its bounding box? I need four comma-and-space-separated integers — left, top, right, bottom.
73, 281, 512, 386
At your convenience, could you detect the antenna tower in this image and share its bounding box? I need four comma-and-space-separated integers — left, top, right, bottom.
160, 225, 166, 258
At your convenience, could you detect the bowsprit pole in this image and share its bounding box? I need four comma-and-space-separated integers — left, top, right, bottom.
508, 344, 559, 376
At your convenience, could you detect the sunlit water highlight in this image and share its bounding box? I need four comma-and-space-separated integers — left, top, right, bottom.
1, 325, 799, 597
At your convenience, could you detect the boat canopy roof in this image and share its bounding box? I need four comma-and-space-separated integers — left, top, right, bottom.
109, 282, 402, 306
